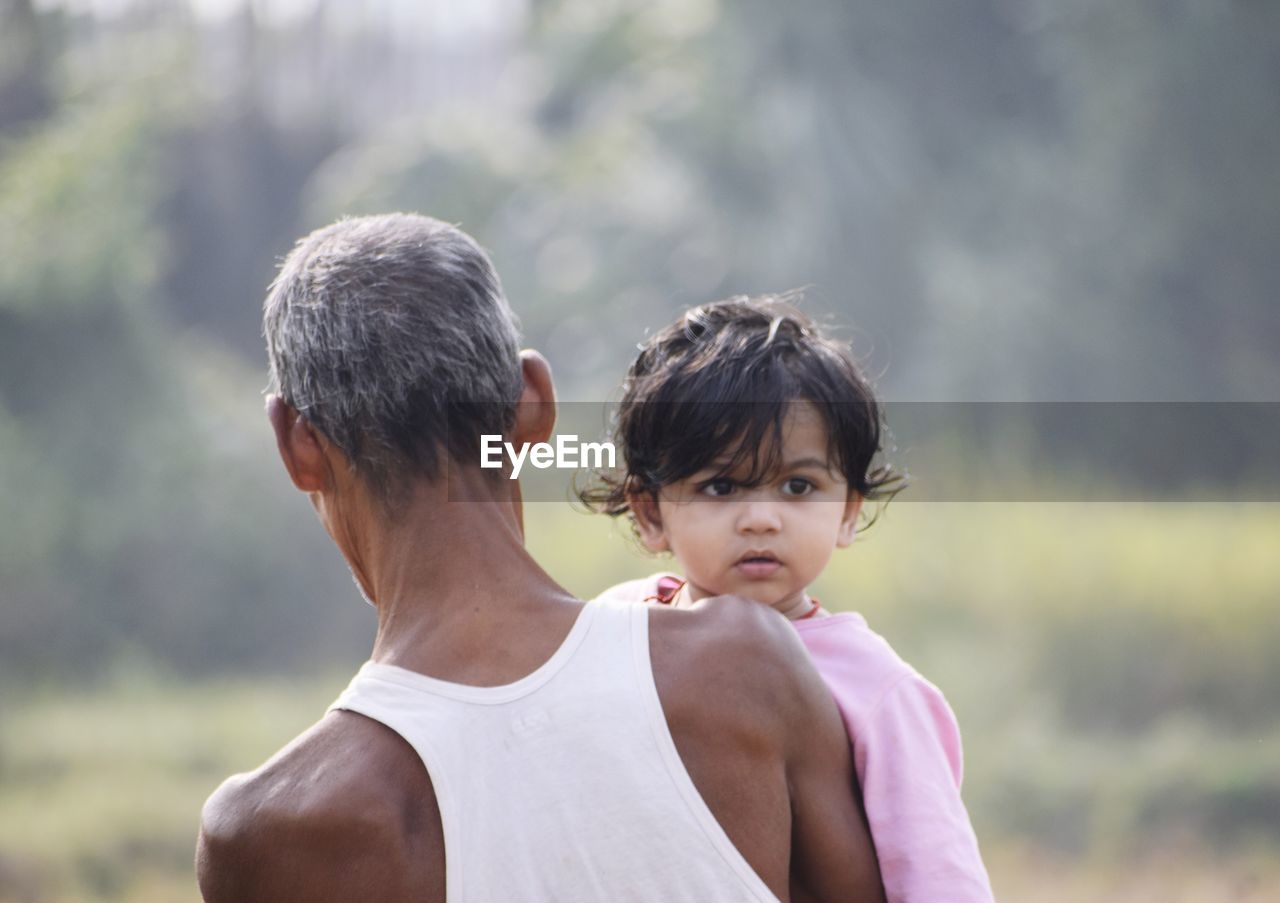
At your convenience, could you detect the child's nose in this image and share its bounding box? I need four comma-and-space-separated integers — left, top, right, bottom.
735, 499, 782, 534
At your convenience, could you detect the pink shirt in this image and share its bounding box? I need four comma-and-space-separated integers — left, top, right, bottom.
596, 575, 994, 903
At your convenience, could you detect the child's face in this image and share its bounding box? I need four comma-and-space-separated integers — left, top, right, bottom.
633, 403, 862, 612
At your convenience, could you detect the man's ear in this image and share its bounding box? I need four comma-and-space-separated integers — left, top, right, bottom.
835, 492, 864, 548
510, 349, 557, 447
628, 491, 670, 553
267, 395, 330, 493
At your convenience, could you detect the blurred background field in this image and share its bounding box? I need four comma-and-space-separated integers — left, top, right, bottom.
4, 505, 1280, 901
2, 0, 1278, 900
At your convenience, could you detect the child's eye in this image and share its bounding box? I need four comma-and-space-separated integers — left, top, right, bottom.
699, 478, 737, 497
781, 477, 814, 497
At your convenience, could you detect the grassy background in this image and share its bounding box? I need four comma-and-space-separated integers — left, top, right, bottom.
2, 502, 1278, 901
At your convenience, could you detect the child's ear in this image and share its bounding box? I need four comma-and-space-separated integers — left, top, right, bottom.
835, 492, 864, 548
629, 491, 670, 553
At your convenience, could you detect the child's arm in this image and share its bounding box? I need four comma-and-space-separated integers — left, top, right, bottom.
857, 673, 993, 902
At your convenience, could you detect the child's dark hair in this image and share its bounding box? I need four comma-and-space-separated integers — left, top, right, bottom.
580, 293, 904, 525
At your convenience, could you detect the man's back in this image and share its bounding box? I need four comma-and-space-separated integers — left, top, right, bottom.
197, 596, 882, 902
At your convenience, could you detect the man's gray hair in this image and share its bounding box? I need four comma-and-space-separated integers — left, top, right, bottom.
264, 213, 523, 499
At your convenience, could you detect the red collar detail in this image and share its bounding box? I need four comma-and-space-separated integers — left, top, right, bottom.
797, 598, 822, 619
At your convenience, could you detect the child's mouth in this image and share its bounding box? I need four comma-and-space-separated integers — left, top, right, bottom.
735, 554, 782, 579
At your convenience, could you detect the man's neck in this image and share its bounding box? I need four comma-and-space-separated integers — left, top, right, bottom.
347, 471, 579, 683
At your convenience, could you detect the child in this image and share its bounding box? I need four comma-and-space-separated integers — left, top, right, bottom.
584, 295, 994, 902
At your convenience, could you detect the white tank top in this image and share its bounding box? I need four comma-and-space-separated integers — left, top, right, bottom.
329, 598, 779, 903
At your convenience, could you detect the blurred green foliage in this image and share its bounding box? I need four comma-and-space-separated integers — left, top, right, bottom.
0, 26, 366, 680
2, 0, 1277, 676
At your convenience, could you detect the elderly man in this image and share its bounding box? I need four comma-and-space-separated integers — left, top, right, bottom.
196, 213, 884, 902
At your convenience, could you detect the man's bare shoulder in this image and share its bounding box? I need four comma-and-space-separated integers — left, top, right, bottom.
647, 596, 816, 738
196, 709, 443, 903
648, 592, 796, 645
650, 596, 809, 686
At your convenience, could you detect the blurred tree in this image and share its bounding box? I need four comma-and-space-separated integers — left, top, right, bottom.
0, 0, 54, 130
301, 0, 1280, 402
0, 45, 366, 681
